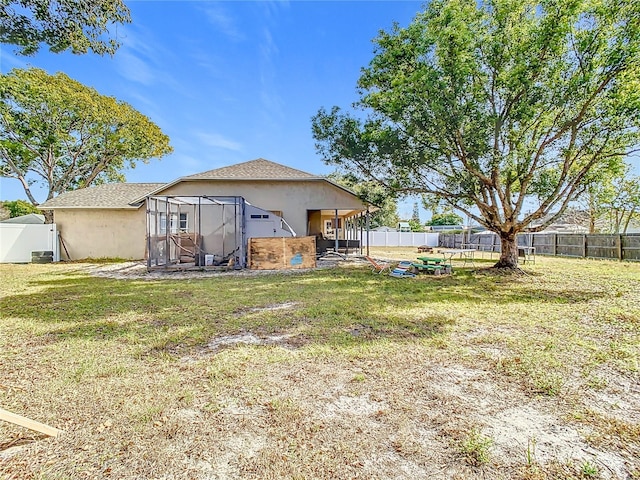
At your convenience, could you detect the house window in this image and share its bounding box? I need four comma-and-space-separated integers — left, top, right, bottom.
159, 213, 167, 234
179, 213, 188, 231
159, 213, 186, 233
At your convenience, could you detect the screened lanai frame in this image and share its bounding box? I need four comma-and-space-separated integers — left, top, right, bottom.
146, 195, 246, 270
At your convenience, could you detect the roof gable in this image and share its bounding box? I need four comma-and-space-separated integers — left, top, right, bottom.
38, 159, 366, 209
183, 158, 319, 181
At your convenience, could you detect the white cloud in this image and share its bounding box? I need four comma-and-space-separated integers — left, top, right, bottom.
200, 3, 244, 42
115, 50, 155, 85
0, 51, 28, 72
195, 132, 243, 152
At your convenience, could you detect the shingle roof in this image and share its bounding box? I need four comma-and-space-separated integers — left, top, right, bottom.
38, 159, 362, 209
39, 183, 163, 209
183, 158, 319, 180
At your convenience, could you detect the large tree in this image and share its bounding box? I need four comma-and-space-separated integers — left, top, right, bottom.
312, 0, 640, 268
0, 68, 172, 206
1, 0, 131, 55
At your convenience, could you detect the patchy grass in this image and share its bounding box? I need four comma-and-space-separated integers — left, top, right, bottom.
458, 427, 493, 466
0, 251, 638, 479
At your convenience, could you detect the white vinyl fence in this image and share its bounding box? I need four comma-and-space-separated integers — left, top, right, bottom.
0, 223, 59, 263
358, 231, 439, 247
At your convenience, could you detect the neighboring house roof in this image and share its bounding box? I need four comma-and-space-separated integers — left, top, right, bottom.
0, 213, 45, 224
372, 226, 395, 232
536, 223, 590, 233
39, 183, 163, 210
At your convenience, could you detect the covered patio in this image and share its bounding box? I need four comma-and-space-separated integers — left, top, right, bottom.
307, 208, 375, 257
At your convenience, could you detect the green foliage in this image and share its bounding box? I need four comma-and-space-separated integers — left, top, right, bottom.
312, 0, 640, 268
327, 171, 400, 228
459, 428, 493, 466
411, 202, 420, 223
1, 199, 41, 218
0, 0, 131, 55
581, 461, 599, 477
0, 68, 173, 205
408, 219, 423, 232
427, 213, 463, 226
578, 162, 640, 234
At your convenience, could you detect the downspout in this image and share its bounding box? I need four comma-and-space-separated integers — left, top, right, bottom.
146, 197, 151, 269
334, 209, 339, 252
366, 207, 370, 257
164, 198, 169, 269
241, 197, 247, 268
359, 212, 363, 255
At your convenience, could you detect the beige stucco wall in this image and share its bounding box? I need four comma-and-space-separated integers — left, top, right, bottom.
52, 180, 366, 260
54, 208, 147, 260
159, 180, 366, 236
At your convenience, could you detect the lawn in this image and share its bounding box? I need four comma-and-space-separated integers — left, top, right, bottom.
0, 250, 638, 479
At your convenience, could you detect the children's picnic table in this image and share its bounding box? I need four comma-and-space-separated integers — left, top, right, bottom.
413, 256, 447, 274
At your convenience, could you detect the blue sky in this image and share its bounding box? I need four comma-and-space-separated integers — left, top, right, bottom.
0, 0, 425, 219
3, 1, 637, 223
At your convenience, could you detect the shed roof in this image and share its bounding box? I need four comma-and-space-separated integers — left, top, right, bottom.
39, 183, 162, 210
0, 213, 45, 224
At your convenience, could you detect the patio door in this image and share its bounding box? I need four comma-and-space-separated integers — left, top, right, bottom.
324, 220, 335, 239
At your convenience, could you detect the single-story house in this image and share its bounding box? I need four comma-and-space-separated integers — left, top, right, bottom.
397, 221, 411, 232
39, 158, 371, 261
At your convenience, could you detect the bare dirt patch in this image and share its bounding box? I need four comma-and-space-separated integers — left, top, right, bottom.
1, 256, 638, 479
84, 256, 356, 280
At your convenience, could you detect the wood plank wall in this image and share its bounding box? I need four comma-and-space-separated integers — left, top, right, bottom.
248, 236, 317, 270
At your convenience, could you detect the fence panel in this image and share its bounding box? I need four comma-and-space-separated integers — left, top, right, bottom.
586, 235, 618, 260
0, 223, 59, 263
358, 231, 439, 247
439, 233, 464, 249
531, 233, 554, 255
439, 232, 639, 261
623, 235, 640, 261
555, 234, 584, 258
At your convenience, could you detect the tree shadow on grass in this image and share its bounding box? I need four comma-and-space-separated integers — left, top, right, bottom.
0, 266, 610, 351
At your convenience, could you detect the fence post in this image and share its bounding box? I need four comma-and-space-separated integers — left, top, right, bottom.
582, 235, 587, 258
617, 234, 623, 261
552, 233, 557, 256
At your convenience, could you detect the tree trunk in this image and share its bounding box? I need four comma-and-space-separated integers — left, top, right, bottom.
622, 208, 635, 234
494, 234, 519, 269
43, 210, 54, 224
